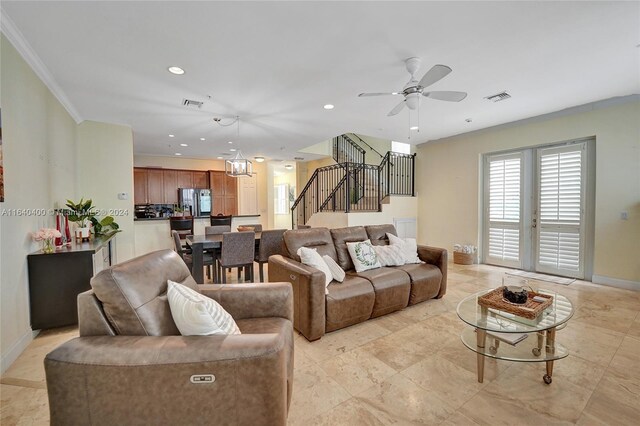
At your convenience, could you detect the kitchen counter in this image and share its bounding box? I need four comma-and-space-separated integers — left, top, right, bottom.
134, 214, 260, 221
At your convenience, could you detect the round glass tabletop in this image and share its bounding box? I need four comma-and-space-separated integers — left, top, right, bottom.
456, 288, 574, 333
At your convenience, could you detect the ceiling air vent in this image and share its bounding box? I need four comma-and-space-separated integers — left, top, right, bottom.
182, 99, 203, 108
484, 92, 511, 102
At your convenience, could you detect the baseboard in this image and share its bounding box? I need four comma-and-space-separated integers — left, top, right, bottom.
1, 329, 38, 375
592, 275, 640, 291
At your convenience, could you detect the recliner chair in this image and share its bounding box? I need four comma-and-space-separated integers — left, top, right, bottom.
44, 249, 294, 426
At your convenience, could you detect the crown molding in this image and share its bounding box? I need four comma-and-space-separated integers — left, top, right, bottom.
1, 9, 83, 123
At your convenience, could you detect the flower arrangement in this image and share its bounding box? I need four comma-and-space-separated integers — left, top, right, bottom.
454, 244, 477, 254
32, 228, 62, 254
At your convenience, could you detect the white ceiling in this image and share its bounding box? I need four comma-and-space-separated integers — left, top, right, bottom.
2, 1, 639, 161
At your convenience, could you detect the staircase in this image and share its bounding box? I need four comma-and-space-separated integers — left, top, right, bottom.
292, 134, 416, 227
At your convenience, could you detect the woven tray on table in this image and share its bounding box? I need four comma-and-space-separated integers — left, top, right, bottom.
478, 287, 553, 320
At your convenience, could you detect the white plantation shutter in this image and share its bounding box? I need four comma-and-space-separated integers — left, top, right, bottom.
535, 144, 585, 277
484, 153, 523, 268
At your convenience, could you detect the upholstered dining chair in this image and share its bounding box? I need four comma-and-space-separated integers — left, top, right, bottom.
170, 216, 194, 252
205, 225, 232, 235
219, 231, 256, 283
254, 229, 286, 282
172, 230, 215, 281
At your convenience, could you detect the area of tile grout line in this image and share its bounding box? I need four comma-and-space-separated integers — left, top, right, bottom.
1, 262, 639, 425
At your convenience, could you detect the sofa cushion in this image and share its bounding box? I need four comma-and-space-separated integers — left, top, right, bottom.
91, 249, 197, 336
283, 228, 338, 263
297, 247, 333, 292
365, 224, 398, 246
395, 263, 443, 305
349, 267, 410, 317
325, 275, 374, 332
330, 226, 368, 271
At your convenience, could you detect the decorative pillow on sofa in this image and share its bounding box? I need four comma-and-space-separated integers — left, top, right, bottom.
297, 247, 333, 293
387, 233, 422, 264
322, 255, 345, 283
167, 280, 241, 336
346, 239, 382, 273
372, 244, 406, 266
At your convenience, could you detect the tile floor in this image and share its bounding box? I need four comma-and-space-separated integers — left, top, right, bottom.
1, 263, 639, 425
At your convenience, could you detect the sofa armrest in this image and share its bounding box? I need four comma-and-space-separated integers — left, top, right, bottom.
417, 245, 448, 298
45, 334, 290, 425
268, 255, 326, 341
199, 282, 293, 322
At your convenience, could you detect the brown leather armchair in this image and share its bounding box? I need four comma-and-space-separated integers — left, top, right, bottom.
44, 249, 294, 426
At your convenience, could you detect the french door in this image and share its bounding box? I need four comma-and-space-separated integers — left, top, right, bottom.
483, 140, 590, 279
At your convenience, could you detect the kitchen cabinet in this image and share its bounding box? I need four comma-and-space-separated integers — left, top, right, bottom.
193, 171, 209, 188
147, 169, 164, 204
177, 170, 193, 189
163, 170, 178, 204
134, 169, 148, 204
209, 171, 237, 216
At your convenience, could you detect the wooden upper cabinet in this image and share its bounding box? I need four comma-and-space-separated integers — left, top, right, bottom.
133, 168, 148, 204
225, 174, 238, 197
210, 171, 225, 196
176, 171, 193, 189
193, 171, 209, 189
147, 169, 164, 204
163, 170, 178, 204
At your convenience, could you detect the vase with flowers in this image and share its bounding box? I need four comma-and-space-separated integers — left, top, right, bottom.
33, 228, 62, 254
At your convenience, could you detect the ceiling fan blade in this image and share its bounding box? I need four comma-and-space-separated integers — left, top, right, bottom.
418, 64, 452, 88
387, 101, 406, 116
358, 92, 401, 97
424, 91, 467, 102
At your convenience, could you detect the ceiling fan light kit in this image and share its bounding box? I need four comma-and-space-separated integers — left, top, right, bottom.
359, 56, 467, 118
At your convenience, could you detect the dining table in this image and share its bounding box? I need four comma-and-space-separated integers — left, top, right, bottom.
185, 232, 262, 284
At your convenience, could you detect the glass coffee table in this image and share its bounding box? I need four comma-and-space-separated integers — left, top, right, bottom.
456, 288, 573, 384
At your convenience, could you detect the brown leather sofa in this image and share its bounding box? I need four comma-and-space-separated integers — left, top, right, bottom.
44, 249, 294, 426
268, 224, 447, 341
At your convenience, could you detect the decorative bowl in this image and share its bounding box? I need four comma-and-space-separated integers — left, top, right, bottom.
237, 226, 255, 232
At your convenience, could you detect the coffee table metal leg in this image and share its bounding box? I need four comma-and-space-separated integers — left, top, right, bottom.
543, 327, 557, 384
476, 328, 487, 383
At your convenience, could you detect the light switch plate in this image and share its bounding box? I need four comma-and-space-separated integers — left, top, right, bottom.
117, 192, 128, 200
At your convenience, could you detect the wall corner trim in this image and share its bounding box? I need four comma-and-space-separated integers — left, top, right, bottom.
1, 9, 83, 124
0, 329, 37, 375
592, 274, 640, 292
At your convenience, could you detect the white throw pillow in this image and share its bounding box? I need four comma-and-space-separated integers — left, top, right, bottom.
372, 244, 406, 267
322, 255, 345, 283
297, 247, 333, 293
346, 239, 382, 273
387, 233, 422, 264
167, 280, 241, 336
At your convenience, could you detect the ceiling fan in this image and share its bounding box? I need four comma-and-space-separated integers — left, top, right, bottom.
359, 57, 467, 116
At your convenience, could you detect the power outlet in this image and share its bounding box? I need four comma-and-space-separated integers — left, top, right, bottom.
620, 211, 628, 220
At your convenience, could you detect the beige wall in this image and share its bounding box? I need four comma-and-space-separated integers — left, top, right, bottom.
77, 121, 135, 261
416, 98, 640, 284
1, 35, 78, 372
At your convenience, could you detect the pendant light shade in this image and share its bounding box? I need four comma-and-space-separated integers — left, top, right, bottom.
226, 150, 253, 177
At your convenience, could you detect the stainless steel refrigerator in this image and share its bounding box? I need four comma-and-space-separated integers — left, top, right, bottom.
178, 188, 212, 217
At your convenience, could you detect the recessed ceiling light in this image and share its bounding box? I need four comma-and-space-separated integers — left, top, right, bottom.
167, 66, 185, 75
169, 134, 175, 138
229, 148, 237, 152
180, 143, 188, 147
323, 104, 334, 110
228, 141, 233, 144
410, 126, 419, 130
174, 153, 182, 156
200, 138, 205, 141
254, 156, 265, 163
284, 164, 294, 170
217, 156, 223, 159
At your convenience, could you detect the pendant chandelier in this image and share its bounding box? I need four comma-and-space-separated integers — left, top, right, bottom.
218, 116, 253, 177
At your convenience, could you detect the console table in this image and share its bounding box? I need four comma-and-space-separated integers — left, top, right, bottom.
456, 288, 573, 384
27, 234, 116, 330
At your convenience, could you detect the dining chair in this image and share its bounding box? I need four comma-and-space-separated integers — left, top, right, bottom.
172, 231, 215, 281
218, 231, 256, 283
170, 217, 194, 252
205, 225, 232, 235
210, 215, 232, 226
254, 229, 286, 282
